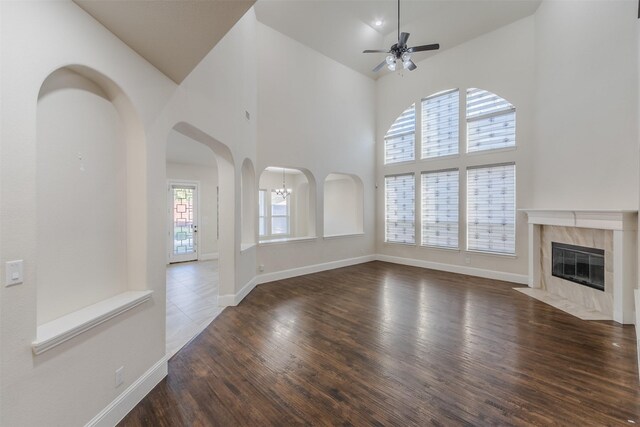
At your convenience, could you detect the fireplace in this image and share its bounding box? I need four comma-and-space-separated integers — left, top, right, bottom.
552, 242, 604, 291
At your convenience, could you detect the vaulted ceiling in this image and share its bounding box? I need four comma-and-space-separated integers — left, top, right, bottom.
74, 0, 255, 83
254, 0, 541, 79
73, 0, 541, 83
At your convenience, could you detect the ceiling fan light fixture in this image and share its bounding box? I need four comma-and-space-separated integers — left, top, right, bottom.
385, 55, 395, 65
402, 60, 411, 70
387, 62, 397, 71
401, 52, 411, 62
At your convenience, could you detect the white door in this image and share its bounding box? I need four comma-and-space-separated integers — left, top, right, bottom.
169, 183, 198, 263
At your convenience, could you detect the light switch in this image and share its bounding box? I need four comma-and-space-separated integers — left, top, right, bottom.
5, 260, 23, 287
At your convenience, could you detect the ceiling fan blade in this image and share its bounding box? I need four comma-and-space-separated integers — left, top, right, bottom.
408, 43, 440, 53
363, 49, 389, 53
372, 61, 387, 72
407, 60, 417, 71
399, 32, 410, 47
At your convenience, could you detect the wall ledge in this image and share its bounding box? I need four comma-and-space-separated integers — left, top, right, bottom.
33, 290, 153, 355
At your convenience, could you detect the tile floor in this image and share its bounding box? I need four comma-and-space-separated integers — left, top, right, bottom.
166, 260, 221, 357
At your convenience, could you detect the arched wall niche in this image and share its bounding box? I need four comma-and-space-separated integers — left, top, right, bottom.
258, 166, 317, 242
36, 65, 146, 325
169, 122, 236, 297
323, 173, 364, 237
240, 158, 257, 247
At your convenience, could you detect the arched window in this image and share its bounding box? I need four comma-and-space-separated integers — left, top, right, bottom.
384, 104, 415, 164
466, 88, 516, 152
382, 88, 517, 255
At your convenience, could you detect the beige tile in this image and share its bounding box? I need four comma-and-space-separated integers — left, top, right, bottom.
165, 260, 220, 356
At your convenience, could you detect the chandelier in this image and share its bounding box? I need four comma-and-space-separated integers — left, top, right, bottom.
274, 167, 290, 199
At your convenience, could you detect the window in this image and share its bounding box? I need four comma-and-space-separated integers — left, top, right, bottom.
258, 189, 266, 236
421, 169, 458, 249
422, 89, 459, 159
385, 174, 415, 244
270, 191, 290, 235
466, 88, 516, 153
384, 104, 415, 164
467, 164, 516, 255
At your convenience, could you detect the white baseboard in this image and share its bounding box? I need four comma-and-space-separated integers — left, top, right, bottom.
219, 277, 258, 307
199, 252, 218, 261
375, 254, 529, 285
85, 357, 167, 427
256, 255, 377, 285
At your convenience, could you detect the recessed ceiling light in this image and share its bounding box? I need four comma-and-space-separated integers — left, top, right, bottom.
374, 20, 383, 27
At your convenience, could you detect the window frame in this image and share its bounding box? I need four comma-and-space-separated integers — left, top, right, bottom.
384, 173, 416, 245
465, 162, 516, 256
420, 168, 460, 250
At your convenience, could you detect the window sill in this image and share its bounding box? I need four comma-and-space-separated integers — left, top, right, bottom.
32, 290, 153, 355
323, 233, 365, 240
383, 241, 417, 247
466, 249, 517, 259
466, 146, 517, 156
241, 243, 256, 252
419, 245, 461, 253
259, 236, 317, 246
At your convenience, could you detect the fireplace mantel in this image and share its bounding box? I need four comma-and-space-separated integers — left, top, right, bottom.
519, 209, 637, 231
520, 209, 637, 325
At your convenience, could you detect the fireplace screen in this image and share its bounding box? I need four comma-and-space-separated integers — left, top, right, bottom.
552, 242, 605, 291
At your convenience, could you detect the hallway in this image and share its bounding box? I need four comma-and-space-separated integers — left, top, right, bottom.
166, 260, 220, 357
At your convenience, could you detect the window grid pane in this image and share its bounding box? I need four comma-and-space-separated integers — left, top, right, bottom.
466, 88, 516, 153
385, 174, 415, 244
467, 164, 516, 255
421, 170, 459, 249
270, 191, 289, 235
258, 190, 266, 236
385, 104, 415, 164
422, 90, 459, 159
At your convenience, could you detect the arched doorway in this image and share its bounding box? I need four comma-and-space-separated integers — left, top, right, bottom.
164, 122, 235, 356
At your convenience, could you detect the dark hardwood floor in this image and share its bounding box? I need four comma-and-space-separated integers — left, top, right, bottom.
121, 261, 639, 426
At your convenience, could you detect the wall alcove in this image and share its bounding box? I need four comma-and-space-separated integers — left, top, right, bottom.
323, 173, 364, 237
258, 167, 316, 243
34, 66, 149, 353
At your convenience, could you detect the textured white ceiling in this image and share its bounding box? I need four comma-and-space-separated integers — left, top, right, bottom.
255, 0, 541, 79
74, 0, 255, 83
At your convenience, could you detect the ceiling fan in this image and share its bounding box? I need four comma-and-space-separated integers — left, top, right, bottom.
363, 0, 440, 73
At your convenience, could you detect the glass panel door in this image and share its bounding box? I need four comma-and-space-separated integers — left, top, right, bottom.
169, 183, 198, 263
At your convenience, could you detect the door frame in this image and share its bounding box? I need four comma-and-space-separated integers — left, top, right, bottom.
167, 179, 201, 264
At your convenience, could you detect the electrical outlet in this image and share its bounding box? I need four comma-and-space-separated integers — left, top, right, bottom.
258, 264, 265, 272
5, 260, 23, 287
115, 366, 124, 387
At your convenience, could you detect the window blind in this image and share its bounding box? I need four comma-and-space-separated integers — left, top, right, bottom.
467, 164, 516, 255
385, 174, 415, 244
422, 90, 459, 159
385, 104, 415, 164
258, 190, 266, 236
466, 88, 515, 153
271, 191, 289, 235
421, 169, 458, 249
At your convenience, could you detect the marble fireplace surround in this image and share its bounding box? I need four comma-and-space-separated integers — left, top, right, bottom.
521, 210, 637, 325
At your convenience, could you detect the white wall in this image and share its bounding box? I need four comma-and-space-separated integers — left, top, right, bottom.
37, 68, 128, 325
376, 16, 536, 278
324, 174, 364, 236
167, 161, 219, 258
256, 22, 376, 274
532, 0, 639, 209
1, 2, 176, 426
